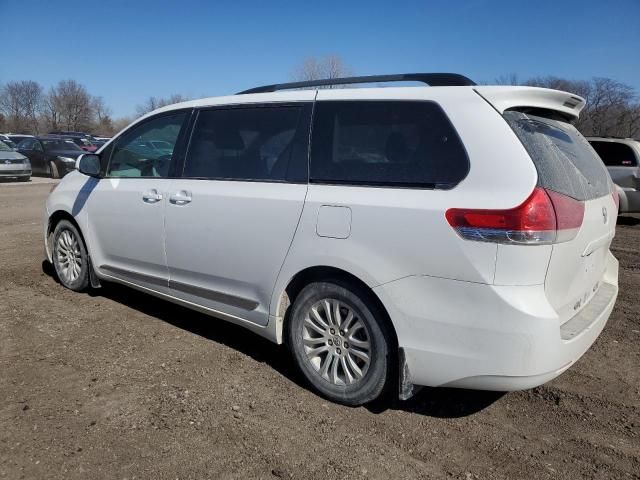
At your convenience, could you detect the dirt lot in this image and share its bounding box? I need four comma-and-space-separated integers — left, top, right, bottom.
0, 182, 638, 480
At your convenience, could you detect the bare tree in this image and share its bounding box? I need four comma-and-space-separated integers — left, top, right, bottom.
91, 96, 114, 134
42, 88, 62, 131
108, 116, 133, 136
47, 80, 93, 131
135, 94, 190, 117
292, 55, 353, 87
0, 80, 43, 133
524, 76, 639, 137
493, 73, 520, 85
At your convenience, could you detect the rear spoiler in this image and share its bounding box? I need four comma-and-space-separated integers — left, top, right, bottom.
474, 86, 586, 120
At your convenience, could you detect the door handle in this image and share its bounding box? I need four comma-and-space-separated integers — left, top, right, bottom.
142, 189, 163, 203
169, 191, 192, 205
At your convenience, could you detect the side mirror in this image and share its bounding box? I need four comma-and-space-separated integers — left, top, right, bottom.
77, 154, 101, 177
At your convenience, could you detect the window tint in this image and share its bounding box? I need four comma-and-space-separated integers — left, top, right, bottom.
589, 141, 638, 167
309, 101, 469, 188
183, 105, 305, 181
108, 113, 186, 178
17, 139, 34, 150
504, 111, 612, 201
42, 139, 80, 151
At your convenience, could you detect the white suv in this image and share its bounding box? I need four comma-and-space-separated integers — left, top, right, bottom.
44, 73, 619, 405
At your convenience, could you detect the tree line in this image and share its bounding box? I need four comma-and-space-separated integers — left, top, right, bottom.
492, 74, 640, 138
1, 58, 639, 139
0, 79, 190, 137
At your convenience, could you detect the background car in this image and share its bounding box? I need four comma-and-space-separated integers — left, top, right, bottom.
0, 140, 31, 181
60, 135, 99, 153
588, 137, 640, 213
16, 136, 83, 178
49, 130, 95, 140
0, 134, 18, 149
6, 134, 34, 146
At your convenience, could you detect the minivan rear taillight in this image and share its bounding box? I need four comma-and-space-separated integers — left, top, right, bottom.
445, 187, 584, 245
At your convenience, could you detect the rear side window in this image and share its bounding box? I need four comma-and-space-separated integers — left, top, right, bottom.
183, 105, 307, 182
589, 141, 638, 167
310, 101, 469, 188
504, 111, 612, 201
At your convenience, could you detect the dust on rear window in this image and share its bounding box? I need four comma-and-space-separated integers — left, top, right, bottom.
504, 111, 612, 201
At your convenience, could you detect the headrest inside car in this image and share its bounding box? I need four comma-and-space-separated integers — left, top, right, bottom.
212, 126, 245, 150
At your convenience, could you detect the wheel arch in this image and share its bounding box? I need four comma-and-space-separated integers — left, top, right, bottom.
46, 210, 87, 261
274, 265, 398, 351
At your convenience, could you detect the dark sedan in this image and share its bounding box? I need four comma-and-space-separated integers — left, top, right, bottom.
16, 137, 84, 178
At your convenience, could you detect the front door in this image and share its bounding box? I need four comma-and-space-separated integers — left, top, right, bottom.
85, 111, 189, 293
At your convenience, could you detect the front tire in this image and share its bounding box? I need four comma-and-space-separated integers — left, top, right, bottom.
52, 220, 89, 291
287, 280, 393, 406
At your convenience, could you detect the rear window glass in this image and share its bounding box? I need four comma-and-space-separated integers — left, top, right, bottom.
310, 101, 469, 188
589, 141, 638, 167
504, 111, 612, 201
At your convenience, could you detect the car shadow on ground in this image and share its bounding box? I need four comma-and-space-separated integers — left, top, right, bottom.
617, 215, 640, 226
42, 261, 504, 418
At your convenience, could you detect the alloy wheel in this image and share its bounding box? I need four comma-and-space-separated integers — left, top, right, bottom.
301, 298, 372, 386
55, 229, 82, 284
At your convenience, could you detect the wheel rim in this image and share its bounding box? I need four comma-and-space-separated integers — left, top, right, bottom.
302, 298, 372, 386
55, 230, 82, 284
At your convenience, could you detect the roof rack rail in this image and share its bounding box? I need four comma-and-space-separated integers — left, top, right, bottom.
237, 72, 476, 95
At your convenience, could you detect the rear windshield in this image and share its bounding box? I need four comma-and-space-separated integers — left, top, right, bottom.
504, 110, 612, 201
589, 141, 639, 167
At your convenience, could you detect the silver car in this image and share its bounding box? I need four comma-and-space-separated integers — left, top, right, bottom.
588, 137, 640, 213
0, 140, 31, 181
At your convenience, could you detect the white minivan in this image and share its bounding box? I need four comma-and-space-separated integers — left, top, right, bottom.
45, 73, 619, 405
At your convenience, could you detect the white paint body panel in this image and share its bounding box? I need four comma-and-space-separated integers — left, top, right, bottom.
474, 86, 585, 119
45, 84, 619, 393
164, 180, 307, 326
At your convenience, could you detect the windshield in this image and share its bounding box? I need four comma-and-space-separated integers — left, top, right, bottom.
503, 110, 612, 201
42, 139, 83, 152
0, 140, 12, 152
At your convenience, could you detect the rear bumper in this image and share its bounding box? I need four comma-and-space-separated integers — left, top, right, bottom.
375, 251, 618, 391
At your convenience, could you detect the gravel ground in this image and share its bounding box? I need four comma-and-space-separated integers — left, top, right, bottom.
0, 183, 638, 480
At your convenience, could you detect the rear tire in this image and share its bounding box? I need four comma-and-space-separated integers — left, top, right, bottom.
18, 176, 30, 182
287, 280, 393, 406
52, 220, 89, 292
49, 161, 60, 179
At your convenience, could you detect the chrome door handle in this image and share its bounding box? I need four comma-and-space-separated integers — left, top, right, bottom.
169, 191, 192, 205
142, 189, 163, 203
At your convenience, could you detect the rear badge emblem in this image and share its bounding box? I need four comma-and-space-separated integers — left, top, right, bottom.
602, 206, 608, 224
4, 160, 9, 164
